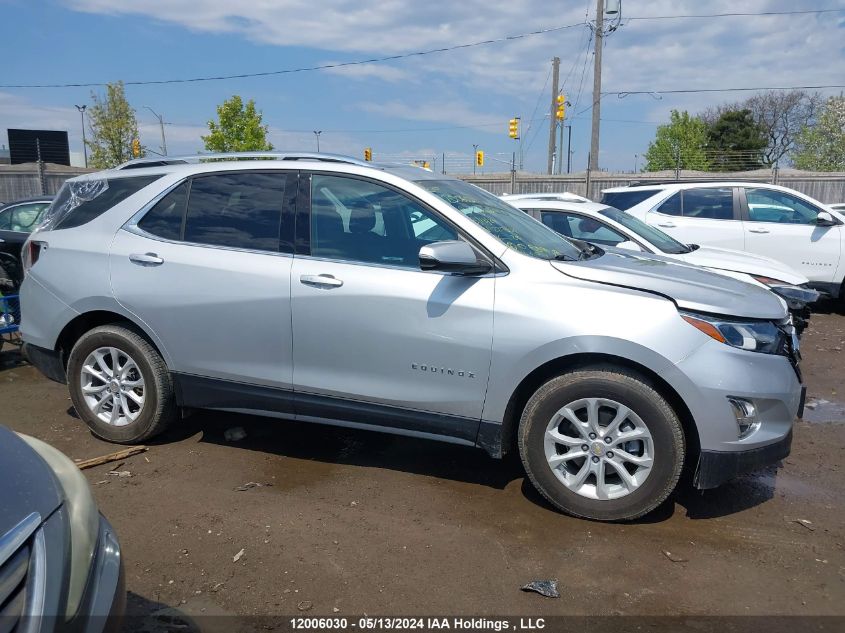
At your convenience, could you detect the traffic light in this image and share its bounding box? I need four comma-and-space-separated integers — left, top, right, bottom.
131, 139, 141, 158
508, 117, 520, 139
556, 94, 566, 121
364, 147, 372, 162
475, 150, 484, 167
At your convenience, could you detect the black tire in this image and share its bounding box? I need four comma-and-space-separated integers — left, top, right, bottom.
67, 324, 177, 444
518, 367, 685, 521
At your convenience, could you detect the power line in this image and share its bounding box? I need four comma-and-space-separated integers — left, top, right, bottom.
626, 9, 845, 21
0, 21, 587, 89
609, 84, 845, 96
4, 8, 842, 89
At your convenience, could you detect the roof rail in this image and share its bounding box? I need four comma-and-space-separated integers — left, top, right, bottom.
625, 179, 710, 187
116, 152, 372, 170
502, 192, 591, 203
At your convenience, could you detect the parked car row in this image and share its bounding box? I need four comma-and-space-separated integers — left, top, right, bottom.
601, 182, 845, 300
502, 194, 819, 333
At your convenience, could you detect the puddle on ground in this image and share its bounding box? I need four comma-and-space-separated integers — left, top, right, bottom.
801, 398, 845, 423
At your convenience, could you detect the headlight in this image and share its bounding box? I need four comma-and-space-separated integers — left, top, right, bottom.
680, 311, 785, 354
751, 275, 790, 287
18, 434, 99, 618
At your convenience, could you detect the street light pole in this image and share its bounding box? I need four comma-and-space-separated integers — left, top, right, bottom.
313, 130, 322, 153
472, 143, 478, 175
144, 106, 168, 156
75, 104, 88, 168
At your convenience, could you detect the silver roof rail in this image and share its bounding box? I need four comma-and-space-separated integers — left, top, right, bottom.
117, 152, 373, 170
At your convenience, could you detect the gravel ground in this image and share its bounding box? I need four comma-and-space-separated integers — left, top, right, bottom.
1, 311, 843, 627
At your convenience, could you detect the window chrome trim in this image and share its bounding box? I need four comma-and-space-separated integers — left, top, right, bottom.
294, 252, 506, 277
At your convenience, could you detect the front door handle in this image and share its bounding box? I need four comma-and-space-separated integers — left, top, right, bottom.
300, 274, 343, 288
656, 222, 676, 228
129, 252, 164, 266
748, 228, 770, 234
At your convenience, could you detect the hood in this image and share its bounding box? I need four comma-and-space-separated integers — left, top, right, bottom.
0, 426, 64, 536
552, 247, 787, 320
674, 246, 808, 286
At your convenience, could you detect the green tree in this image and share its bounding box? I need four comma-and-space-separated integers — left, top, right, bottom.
706, 109, 768, 171
643, 110, 710, 172
701, 91, 821, 166
86, 81, 143, 168
202, 96, 274, 152
793, 96, 845, 171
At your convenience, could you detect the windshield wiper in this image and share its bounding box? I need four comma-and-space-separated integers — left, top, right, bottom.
553, 253, 578, 261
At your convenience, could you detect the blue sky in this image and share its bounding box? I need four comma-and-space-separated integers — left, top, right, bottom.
1, 0, 843, 172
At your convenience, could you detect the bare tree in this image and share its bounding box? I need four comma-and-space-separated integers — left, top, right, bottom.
701, 91, 821, 167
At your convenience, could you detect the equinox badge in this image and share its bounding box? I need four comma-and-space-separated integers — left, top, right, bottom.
411, 363, 475, 378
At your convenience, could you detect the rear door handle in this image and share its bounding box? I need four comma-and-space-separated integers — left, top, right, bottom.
748, 228, 770, 234
656, 222, 676, 228
129, 252, 164, 266
300, 274, 343, 288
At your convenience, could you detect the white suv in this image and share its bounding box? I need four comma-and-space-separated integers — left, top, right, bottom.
601, 182, 844, 299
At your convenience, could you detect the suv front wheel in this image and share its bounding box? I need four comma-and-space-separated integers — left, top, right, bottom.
67, 324, 177, 443
518, 367, 685, 521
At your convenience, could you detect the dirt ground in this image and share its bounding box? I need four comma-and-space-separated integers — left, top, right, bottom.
1, 309, 844, 627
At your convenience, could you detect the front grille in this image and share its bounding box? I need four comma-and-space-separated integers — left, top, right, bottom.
0, 513, 45, 633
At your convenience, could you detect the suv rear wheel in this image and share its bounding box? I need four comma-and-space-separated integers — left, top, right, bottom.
67, 324, 177, 443
518, 367, 684, 521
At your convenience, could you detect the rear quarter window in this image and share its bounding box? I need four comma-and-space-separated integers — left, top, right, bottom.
48, 175, 162, 231
600, 190, 660, 210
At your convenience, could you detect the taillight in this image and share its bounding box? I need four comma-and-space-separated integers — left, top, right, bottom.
22, 240, 47, 276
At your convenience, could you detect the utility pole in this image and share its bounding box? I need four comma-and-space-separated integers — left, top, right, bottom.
144, 106, 168, 156
546, 57, 560, 175
566, 125, 572, 173
589, 0, 604, 171
75, 104, 88, 167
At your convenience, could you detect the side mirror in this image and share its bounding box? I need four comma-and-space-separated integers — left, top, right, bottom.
614, 240, 643, 252
817, 211, 838, 227
419, 241, 492, 276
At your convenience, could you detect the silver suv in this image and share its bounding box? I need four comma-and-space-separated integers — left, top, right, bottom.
21, 153, 803, 521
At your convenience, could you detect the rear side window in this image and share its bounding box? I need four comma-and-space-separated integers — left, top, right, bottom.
48, 176, 162, 231
138, 183, 188, 240
681, 188, 734, 220
183, 172, 286, 252
600, 190, 659, 210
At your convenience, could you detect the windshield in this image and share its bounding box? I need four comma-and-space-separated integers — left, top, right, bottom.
416, 179, 584, 261
598, 206, 691, 254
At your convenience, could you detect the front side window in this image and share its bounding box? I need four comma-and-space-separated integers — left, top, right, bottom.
184, 172, 286, 252
310, 174, 458, 267
416, 179, 584, 261
599, 206, 689, 254
681, 188, 734, 220
545, 212, 626, 246
745, 188, 821, 224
